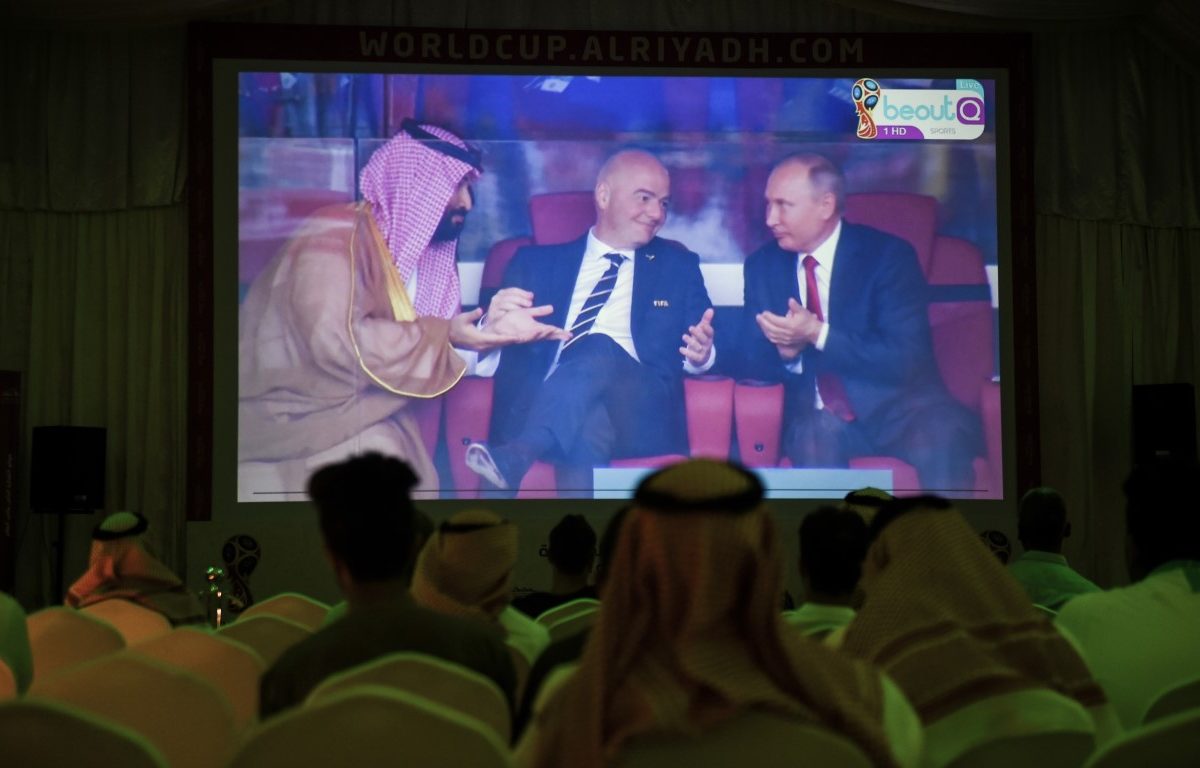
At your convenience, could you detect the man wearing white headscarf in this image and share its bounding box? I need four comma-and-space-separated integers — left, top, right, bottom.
239, 121, 566, 498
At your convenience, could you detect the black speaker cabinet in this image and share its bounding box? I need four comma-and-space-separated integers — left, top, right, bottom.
30, 426, 106, 514
1132, 383, 1197, 462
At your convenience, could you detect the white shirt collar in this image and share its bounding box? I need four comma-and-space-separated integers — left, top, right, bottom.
586, 228, 635, 261
805, 218, 842, 270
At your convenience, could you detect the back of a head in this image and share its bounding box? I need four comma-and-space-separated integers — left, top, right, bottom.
1124, 456, 1200, 577
618, 459, 774, 622
307, 453, 419, 584
842, 487, 893, 524
1017, 487, 1068, 553
799, 506, 869, 599
547, 514, 597, 576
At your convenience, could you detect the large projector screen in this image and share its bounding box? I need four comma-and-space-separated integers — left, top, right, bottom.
190, 26, 1034, 513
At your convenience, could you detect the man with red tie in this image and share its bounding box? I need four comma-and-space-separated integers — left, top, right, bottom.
740, 154, 981, 494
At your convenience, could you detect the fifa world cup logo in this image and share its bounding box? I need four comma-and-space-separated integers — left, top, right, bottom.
853, 78, 881, 139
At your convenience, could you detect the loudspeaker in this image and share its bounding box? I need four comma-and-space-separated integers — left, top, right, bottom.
30, 426, 106, 514
1132, 384, 1197, 462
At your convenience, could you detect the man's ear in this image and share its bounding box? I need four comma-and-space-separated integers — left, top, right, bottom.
819, 191, 837, 220
595, 181, 610, 210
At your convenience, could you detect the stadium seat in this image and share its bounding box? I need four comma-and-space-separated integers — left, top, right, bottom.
0, 659, 15, 700
217, 614, 311, 668
529, 191, 595, 245
80, 599, 172, 646
240, 592, 330, 631
0, 698, 168, 768
129, 627, 265, 731
27, 607, 124, 688
1142, 676, 1200, 724
924, 688, 1096, 768
546, 609, 600, 644
733, 380, 785, 468
29, 654, 236, 768
534, 597, 602, 628
1084, 708, 1200, 768
305, 652, 510, 741
231, 686, 512, 768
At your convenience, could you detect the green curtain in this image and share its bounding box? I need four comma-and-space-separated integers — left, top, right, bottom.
4, 207, 188, 601
1036, 215, 1200, 585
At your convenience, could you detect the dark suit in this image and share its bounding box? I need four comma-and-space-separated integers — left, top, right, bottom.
491, 235, 713, 474
740, 221, 981, 493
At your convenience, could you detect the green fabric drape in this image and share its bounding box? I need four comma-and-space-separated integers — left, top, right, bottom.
5, 207, 188, 600
1036, 215, 1200, 585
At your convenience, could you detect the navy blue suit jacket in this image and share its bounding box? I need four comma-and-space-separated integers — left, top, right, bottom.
491, 234, 713, 447
740, 221, 949, 440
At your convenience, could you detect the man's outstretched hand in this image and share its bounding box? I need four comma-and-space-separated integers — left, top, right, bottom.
680, 307, 715, 366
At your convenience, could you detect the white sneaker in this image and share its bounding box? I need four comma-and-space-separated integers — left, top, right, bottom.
465, 443, 509, 490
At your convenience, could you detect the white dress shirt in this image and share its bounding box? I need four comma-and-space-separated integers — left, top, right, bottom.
548, 229, 715, 377
785, 219, 840, 409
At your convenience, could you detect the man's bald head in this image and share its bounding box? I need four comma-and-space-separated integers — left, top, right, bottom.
593, 149, 671, 250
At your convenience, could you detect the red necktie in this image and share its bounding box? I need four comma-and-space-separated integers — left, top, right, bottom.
803, 255, 856, 422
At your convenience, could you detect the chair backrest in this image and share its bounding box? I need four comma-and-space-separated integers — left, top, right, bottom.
612, 709, 872, 768
0, 658, 16, 699
29, 653, 236, 768
1084, 708, 1200, 768
1142, 676, 1200, 723
546, 608, 600, 644
925, 688, 1096, 768
443, 375, 496, 498
529, 191, 595, 245
240, 592, 330, 631
0, 698, 168, 768
684, 375, 734, 460
842, 192, 939, 277
507, 642, 531, 706
231, 685, 513, 768
534, 597, 602, 628
732, 380, 785, 468
306, 651, 510, 741
128, 627, 265, 731
480, 235, 534, 307
1032, 604, 1059, 618
80, 598, 173, 646
27, 606, 124, 687
217, 614, 311, 667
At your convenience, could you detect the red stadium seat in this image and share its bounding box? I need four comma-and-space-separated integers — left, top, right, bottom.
529, 191, 595, 245
843, 192, 939, 277
684, 376, 735, 460
733, 381, 785, 468
479, 236, 532, 309
444, 376, 495, 499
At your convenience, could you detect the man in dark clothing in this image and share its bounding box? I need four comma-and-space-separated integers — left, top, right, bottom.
258, 453, 515, 719
513, 514, 598, 618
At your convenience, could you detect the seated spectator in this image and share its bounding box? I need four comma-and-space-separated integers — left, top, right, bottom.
320, 510, 435, 627
840, 496, 1113, 763
1009, 487, 1099, 610
0, 591, 32, 694
1055, 457, 1200, 728
784, 506, 868, 639
517, 459, 922, 768
512, 514, 598, 618
66, 511, 205, 626
843, 486, 893, 524
514, 506, 629, 739
259, 454, 516, 719
411, 510, 550, 666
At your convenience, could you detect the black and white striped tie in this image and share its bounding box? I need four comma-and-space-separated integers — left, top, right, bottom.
561, 253, 625, 352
